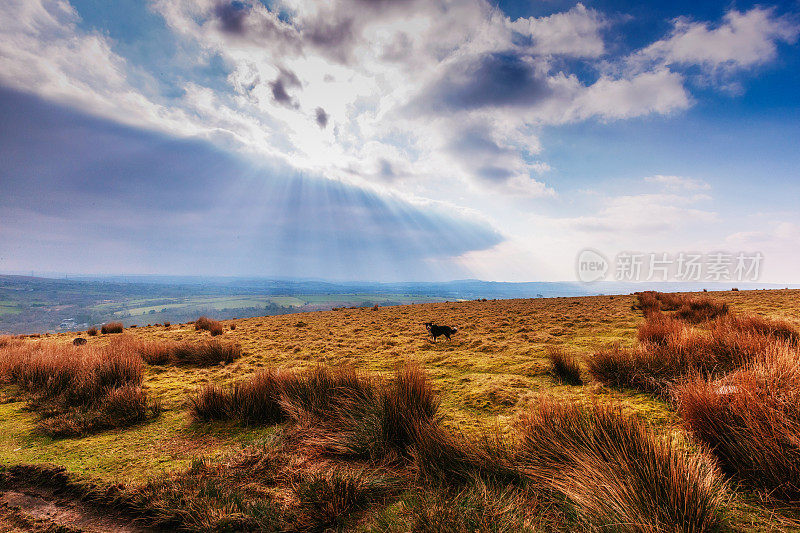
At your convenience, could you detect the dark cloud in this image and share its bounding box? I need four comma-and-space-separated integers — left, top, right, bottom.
379, 159, 395, 179
475, 166, 515, 182
304, 18, 356, 63
421, 52, 552, 112
269, 69, 301, 107
0, 87, 503, 280
214, 1, 250, 34
315, 107, 329, 128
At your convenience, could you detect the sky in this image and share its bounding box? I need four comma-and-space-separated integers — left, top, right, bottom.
0, 0, 798, 282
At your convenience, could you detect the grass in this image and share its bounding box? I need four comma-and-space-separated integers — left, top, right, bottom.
0, 339, 160, 437
674, 342, 800, 500
547, 346, 583, 385
136, 338, 242, 366
2, 290, 800, 530
194, 316, 225, 336
516, 399, 726, 532
101, 322, 124, 334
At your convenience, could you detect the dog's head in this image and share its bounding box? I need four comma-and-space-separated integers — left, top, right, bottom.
423, 322, 433, 331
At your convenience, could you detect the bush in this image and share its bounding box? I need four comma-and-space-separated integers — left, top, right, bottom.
674, 343, 800, 499
515, 400, 726, 532
101, 322, 124, 334
547, 346, 583, 385
87, 327, 99, 336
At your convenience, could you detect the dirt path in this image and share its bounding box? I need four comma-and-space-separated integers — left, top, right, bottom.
0, 485, 151, 533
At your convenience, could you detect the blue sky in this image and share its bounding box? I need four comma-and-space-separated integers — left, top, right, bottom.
0, 0, 798, 281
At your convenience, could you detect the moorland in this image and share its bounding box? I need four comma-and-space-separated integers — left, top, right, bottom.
1, 289, 799, 531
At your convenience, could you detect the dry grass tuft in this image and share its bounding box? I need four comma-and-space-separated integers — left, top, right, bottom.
516, 399, 726, 532
136, 338, 241, 366
547, 346, 583, 385
674, 342, 800, 500
86, 327, 99, 336
194, 316, 224, 336
0, 338, 159, 436
101, 322, 124, 334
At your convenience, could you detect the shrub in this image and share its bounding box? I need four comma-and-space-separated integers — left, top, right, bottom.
515, 400, 726, 532
230, 323, 236, 330
86, 327, 99, 336
547, 346, 583, 385
101, 322, 124, 334
163, 322, 171, 328
674, 343, 800, 499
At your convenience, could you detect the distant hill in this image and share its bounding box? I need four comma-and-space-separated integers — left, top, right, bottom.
0, 274, 794, 334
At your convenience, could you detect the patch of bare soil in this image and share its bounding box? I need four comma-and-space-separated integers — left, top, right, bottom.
0, 486, 150, 533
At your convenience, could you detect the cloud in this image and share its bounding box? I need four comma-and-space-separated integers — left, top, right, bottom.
214, 1, 251, 34
0, 87, 503, 279
315, 107, 329, 128
420, 52, 552, 112
510, 3, 607, 58
645, 175, 711, 191
633, 7, 799, 88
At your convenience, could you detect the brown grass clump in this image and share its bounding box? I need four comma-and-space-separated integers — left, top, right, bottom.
674, 343, 800, 500
547, 346, 583, 385
189, 363, 443, 463
136, 339, 241, 366
636, 312, 684, 345
515, 399, 726, 532
86, 327, 99, 336
194, 316, 224, 336
189, 383, 233, 422
719, 314, 799, 344
101, 322, 124, 334
635, 292, 729, 323
593, 310, 776, 396
0, 339, 159, 437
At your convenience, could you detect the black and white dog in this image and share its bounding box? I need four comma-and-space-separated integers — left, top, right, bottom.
424, 322, 458, 342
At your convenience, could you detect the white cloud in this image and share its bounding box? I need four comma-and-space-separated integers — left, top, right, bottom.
644, 175, 711, 191
636, 7, 799, 74
510, 3, 607, 58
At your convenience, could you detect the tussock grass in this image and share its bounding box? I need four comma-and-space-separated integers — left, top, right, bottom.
0, 339, 159, 437
136, 338, 241, 366
547, 346, 583, 385
674, 343, 800, 500
516, 399, 726, 532
592, 308, 777, 395
635, 292, 729, 323
195, 316, 224, 336
101, 322, 124, 334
